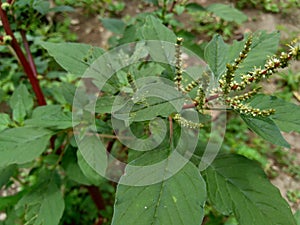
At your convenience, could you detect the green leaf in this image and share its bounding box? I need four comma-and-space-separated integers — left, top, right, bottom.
16, 171, 64, 225
240, 114, 290, 148
186, 3, 206, 12
33, 0, 50, 14
203, 154, 297, 225
0, 127, 53, 167
206, 3, 247, 24
247, 94, 300, 133
9, 84, 34, 123
77, 135, 108, 181
113, 82, 185, 122
94, 95, 118, 114
25, 105, 75, 130
140, 16, 177, 65
61, 146, 92, 185
0, 164, 17, 188
40, 42, 104, 77
142, 15, 176, 42
295, 210, 300, 225
77, 150, 105, 186
112, 162, 206, 225
204, 35, 229, 79
48, 5, 74, 13
0, 113, 12, 132
100, 18, 126, 34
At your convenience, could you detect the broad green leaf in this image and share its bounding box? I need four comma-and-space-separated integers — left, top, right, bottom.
77, 135, 108, 181
247, 94, 300, 133
186, 3, 206, 12
48, 5, 74, 13
77, 150, 105, 186
142, 16, 176, 42
119, 24, 144, 44
206, 3, 247, 24
203, 154, 297, 225
240, 114, 290, 148
9, 84, 34, 123
100, 18, 126, 34
25, 105, 75, 130
295, 210, 300, 225
141, 16, 177, 65
93, 95, 122, 114
204, 35, 229, 79
16, 171, 64, 225
0, 113, 11, 132
113, 83, 185, 122
33, 0, 50, 14
40, 42, 104, 77
0, 164, 17, 188
112, 162, 206, 225
0, 127, 53, 167
61, 146, 92, 185
229, 31, 280, 78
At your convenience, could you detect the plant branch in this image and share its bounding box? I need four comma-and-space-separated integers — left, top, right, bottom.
20, 29, 38, 78
86, 185, 106, 225
169, 0, 178, 13
0, 2, 46, 105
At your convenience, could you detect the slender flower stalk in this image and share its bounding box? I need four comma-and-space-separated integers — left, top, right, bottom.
174, 37, 184, 92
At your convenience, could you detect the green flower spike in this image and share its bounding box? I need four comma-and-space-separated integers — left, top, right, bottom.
174, 113, 203, 129
174, 37, 184, 91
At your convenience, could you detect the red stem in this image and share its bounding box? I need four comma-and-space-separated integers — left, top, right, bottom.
182, 94, 221, 110
169, 0, 178, 13
86, 185, 106, 225
20, 29, 38, 78
0, 2, 46, 106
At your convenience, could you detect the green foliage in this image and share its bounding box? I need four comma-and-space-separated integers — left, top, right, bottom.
113, 162, 206, 225
15, 171, 65, 225
203, 154, 296, 225
235, 0, 300, 13
0, 127, 53, 167
206, 3, 248, 24
0, 1, 299, 224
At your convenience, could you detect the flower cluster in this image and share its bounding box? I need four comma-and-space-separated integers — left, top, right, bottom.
127, 72, 137, 93
1, 2, 10, 11
233, 38, 300, 91
173, 113, 203, 129
226, 97, 275, 116
195, 87, 205, 113
218, 37, 300, 117
184, 79, 200, 93
174, 37, 184, 91
219, 35, 253, 94
0, 35, 12, 45
224, 88, 275, 116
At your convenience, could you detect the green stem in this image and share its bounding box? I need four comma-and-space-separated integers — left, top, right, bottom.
161, 0, 168, 24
